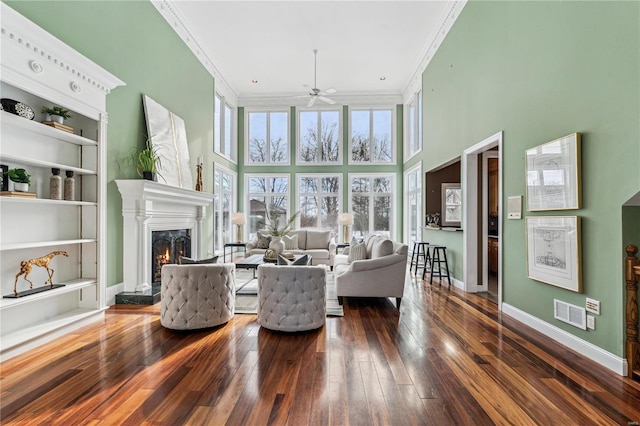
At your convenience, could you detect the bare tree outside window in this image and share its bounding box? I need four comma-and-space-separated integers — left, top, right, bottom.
248, 111, 288, 164
351, 109, 393, 163
247, 175, 290, 238
299, 111, 340, 163
298, 175, 340, 236
351, 175, 393, 238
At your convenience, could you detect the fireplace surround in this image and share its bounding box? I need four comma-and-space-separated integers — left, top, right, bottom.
116, 180, 212, 293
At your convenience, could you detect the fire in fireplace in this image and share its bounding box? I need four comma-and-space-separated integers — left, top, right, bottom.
151, 229, 191, 283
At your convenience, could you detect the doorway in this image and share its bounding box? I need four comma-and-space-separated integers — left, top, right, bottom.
461, 132, 503, 308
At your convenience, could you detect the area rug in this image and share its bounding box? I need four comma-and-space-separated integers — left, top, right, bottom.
234, 269, 344, 316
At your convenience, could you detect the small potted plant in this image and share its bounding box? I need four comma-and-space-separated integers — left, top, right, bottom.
136, 141, 162, 181
41, 106, 72, 124
6, 168, 31, 192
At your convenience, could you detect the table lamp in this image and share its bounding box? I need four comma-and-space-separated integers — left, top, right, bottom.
338, 212, 354, 243
231, 212, 246, 242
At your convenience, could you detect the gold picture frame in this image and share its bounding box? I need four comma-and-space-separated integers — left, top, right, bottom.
526, 216, 582, 292
525, 133, 581, 211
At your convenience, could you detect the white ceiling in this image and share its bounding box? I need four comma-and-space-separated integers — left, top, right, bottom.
160, 1, 460, 103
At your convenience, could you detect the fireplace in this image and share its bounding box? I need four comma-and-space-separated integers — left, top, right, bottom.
116, 179, 212, 293
152, 229, 191, 283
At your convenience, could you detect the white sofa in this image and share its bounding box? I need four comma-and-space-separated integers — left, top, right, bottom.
246, 229, 336, 267
333, 235, 408, 309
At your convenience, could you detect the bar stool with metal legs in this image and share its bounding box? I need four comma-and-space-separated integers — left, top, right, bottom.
410, 241, 430, 276
423, 245, 451, 286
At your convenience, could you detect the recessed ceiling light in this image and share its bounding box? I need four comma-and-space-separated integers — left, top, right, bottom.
379, 76, 387, 81
251, 79, 258, 84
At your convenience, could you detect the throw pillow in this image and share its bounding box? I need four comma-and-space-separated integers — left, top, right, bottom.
179, 255, 218, 264
348, 242, 367, 262
282, 234, 299, 250
306, 229, 331, 249
256, 232, 272, 249
371, 238, 394, 258
277, 254, 311, 266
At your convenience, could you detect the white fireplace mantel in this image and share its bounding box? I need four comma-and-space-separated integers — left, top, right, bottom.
116, 179, 212, 292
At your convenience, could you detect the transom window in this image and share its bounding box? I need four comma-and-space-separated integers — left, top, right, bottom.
214, 93, 235, 161
246, 110, 289, 165
297, 174, 341, 237
298, 110, 341, 164
349, 173, 395, 239
246, 174, 290, 239
349, 108, 394, 164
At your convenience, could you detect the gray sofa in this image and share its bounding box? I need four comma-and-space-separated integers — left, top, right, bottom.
246, 229, 336, 267
333, 235, 408, 309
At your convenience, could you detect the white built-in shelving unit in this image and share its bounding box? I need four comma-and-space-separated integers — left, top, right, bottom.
0, 3, 124, 360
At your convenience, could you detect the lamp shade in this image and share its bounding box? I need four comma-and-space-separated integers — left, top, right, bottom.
231, 212, 246, 225
338, 212, 354, 225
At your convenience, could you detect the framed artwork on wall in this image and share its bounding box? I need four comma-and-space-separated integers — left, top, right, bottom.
0, 164, 8, 191
525, 133, 581, 211
526, 216, 581, 292
441, 183, 462, 227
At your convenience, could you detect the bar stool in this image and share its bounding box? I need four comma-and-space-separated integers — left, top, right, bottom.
423, 245, 451, 286
410, 241, 430, 276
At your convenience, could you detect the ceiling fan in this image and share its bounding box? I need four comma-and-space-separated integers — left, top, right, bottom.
301, 49, 337, 107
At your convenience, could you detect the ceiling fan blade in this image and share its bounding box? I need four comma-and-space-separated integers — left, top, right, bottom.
307, 97, 317, 107
318, 96, 336, 105
324, 88, 337, 94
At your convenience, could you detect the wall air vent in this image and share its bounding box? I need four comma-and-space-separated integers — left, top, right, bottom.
554, 299, 586, 330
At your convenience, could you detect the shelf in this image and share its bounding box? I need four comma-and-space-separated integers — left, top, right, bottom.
0, 278, 97, 310
1, 111, 97, 146
0, 153, 96, 176
0, 197, 96, 207
0, 307, 106, 356
1, 238, 97, 251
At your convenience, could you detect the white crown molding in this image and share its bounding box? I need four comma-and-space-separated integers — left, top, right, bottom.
502, 302, 627, 376
402, 0, 468, 103
150, 0, 238, 106
1, 3, 125, 94
239, 92, 403, 108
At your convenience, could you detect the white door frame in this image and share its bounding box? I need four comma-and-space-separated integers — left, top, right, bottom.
461, 131, 503, 306
481, 150, 499, 292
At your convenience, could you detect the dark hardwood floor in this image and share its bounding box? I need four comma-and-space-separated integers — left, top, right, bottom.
2, 273, 640, 425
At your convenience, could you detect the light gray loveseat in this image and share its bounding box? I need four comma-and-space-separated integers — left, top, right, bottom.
333, 235, 408, 309
246, 229, 336, 267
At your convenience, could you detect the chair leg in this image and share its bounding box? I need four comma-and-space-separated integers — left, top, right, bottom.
396, 297, 401, 309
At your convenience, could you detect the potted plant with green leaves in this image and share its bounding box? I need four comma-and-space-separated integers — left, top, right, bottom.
41, 106, 72, 124
6, 168, 31, 192
258, 208, 300, 255
136, 140, 162, 182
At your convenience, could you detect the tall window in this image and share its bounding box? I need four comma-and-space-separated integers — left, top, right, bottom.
350, 173, 395, 239
405, 90, 423, 160
298, 110, 340, 164
404, 163, 422, 244
349, 108, 394, 164
297, 174, 341, 237
214, 93, 235, 161
246, 174, 290, 239
213, 165, 236, 251
246, 110, 289, 165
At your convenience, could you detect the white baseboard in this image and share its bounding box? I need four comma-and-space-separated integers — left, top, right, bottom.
502, 303, 627, 376
106, 282, 125, 306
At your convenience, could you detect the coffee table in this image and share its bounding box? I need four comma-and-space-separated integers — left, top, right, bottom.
235, 254, 308, 294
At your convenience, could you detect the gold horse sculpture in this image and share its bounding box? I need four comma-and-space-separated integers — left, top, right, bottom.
14, 251, 69, 295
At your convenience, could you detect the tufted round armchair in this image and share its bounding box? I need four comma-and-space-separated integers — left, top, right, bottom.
161, 264, 235, 330
257, 264, 327, 332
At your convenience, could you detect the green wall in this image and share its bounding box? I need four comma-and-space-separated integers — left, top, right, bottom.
417, 0, 639, 356
5, 1, 220, 287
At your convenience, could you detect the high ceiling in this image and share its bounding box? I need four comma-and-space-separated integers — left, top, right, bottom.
162, 1, 457, 102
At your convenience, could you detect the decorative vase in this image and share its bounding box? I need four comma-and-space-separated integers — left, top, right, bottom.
13, 182, 28, 192
269, 236, 285, 255
142, 171, 157, 181
52, 114, 64, 124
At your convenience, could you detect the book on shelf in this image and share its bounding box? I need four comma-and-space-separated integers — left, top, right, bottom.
41, 121, 74, 133
1, 191, 37, 198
